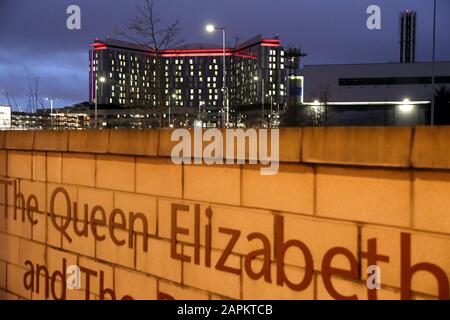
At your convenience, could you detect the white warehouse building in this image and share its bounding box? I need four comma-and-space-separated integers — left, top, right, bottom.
298, 61, 450, 126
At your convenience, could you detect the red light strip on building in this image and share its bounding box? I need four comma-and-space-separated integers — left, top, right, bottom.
261, 39, 280, 44
260, 43, 280, 47
162, 48, 234, 54
89, 37, 279, 56
91, 43, 108, 51
260, 39, 281, 47
161, 52, 258, 60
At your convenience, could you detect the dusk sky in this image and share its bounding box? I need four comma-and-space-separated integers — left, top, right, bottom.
0, 0, 449, 110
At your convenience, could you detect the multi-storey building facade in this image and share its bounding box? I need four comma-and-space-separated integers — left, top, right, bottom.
89, 35, 289, 112
90, 39, 158, 107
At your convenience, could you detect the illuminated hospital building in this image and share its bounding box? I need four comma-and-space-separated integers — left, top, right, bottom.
89, 35, 298, 113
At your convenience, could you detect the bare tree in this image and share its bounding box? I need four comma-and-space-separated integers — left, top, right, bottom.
27, 83, 35, 113
311, 85, 332, 126
3, 90, 13, 108
115, 0, 183, 128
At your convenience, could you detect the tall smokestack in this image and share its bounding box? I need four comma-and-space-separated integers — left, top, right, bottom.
400, 10, 416, 63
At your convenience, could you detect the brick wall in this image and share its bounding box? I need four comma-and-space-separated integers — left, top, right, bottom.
1, 127, 450, 300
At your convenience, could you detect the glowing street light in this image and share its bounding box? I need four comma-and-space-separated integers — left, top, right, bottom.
45, 97, 57, 129
205, 23, 229, 127
399, 98, 414, 113
194, 120, 203, 128
253, 76, 266, 126
205, 24, 216, 33
169, 93, 177, 127
94, 76, 106, 128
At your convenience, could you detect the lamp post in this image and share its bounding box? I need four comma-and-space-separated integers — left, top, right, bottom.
198, 101, 205, 123
254, 76, 265, 127
95, 76, 106, 128
264, 94, 274, 128
169, 93, 176, 128
431, 0, 437, 125
206, 24, 229, 127
269, 95, 273, 128
45, 97, 57, 129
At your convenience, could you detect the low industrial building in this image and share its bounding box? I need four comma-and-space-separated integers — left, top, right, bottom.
299, 62, 450, 126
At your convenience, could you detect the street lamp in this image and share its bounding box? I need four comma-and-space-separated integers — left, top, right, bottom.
254, 76, 265, 127
169, 93, 176, 128
45, 97, 57, 129
205, 24, 215, 33
206, 24, 229, 127
265, 93, 275, 128
198, 101, 204, 119
431, 0, 437, 125
95, 76, 106, 128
